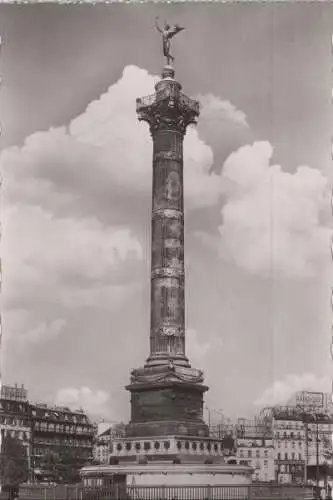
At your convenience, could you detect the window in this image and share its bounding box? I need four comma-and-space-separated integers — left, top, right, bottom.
264, 460, 268, 466
298, 453, 302, 460
192, 442, 197, 451
292, 442, 295, 448
291, 452, 295, 460
284, 441, 288, 448
126, 442, 132, 451
256, 450, 260, 458
248, 450, 252, 458
284, 453, 288, 460
177, 441, 182, 450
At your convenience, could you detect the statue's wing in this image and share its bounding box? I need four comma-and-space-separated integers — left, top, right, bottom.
168, 25, 185, 38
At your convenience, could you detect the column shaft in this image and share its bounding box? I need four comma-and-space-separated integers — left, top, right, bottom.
149, 129, 186, 360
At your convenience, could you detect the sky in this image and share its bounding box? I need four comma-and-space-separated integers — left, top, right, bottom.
0, 3, 332, 423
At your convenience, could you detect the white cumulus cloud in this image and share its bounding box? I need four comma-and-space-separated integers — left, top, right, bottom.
1, 204, 142, 313
55, 386, 110, 417
218, 141, 329, 277
254, 373, 331, 406
1, 65, 250, 349
1, 66, 220, 221
186, 328, 211, 362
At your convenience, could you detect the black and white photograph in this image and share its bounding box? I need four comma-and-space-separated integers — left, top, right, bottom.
0, 3, 332, 499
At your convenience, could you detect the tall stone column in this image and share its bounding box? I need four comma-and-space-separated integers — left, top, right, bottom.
126, 66, 208, 439
137, 66, 198, 368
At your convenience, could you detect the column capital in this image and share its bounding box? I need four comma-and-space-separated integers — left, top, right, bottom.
136, 81, 199, 136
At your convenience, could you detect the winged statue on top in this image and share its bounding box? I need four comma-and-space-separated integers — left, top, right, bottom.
155, 17, 185, 65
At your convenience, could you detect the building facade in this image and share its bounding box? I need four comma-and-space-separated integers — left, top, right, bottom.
93, 424, 126, 465
0, 384, 31, 471
236, 417, 275, 482
93, 427, 111, 465
271, 405, 333, 484
273, 416, 306, 483
30, 403, 94, 476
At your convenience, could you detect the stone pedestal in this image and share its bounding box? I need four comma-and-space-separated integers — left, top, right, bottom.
125, 363, 209, 438
81, 463, 253, 499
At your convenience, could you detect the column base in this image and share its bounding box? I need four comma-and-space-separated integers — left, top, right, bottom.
145, 353, 190, 369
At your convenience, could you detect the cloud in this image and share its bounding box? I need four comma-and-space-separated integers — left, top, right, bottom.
186, 328, 211, 362
2, 204, 142, 313
254, 373, 331, 406
3, 312, 66, 347
55, 387, 110, 417
1, 65, 251, 352
217, 141, 330, 277
195, 94, 251, 172
198, 95, 248, 129
1, 66, 224, 224
22, 319, 66, 345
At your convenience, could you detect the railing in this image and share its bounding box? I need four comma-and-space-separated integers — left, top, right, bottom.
179, 93, 200, 115
136, 92, 199, 116
136, 94, 156, 109
13, 483, 316, 500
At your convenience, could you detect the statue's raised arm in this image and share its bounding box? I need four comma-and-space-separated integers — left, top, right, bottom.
154, 17, 162, 34
155, 17, 185, 65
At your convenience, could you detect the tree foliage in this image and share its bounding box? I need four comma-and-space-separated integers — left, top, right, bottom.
221, 434, 236, 455
40, 447, 92, 484
0, 434, 29, 488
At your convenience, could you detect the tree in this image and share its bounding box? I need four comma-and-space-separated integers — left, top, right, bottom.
39, 451, 61, 481
221, 434, 236, 455
40, 447, 90, 484
0, 435, 29, 499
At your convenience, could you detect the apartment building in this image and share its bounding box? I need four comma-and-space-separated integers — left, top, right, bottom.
0, 384, 31, 469
30, 402, 94, 475
236, 417, 275, 482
